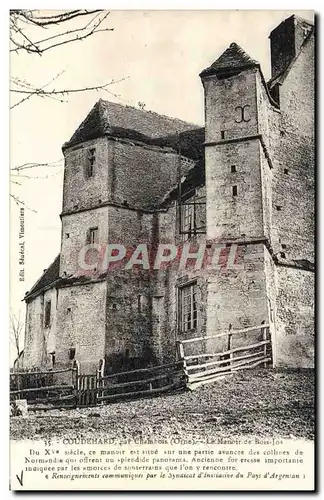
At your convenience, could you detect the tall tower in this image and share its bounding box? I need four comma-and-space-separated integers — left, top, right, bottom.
200, 43, 276, 341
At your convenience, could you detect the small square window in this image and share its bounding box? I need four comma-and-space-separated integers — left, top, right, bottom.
232, 185, 238, 196
44, 300, 51, 328
284, 169, 289, 175
68, 347, 76, 360
50, 351, 55, 368
86, 148, 96, 178
276, 205, 282, 211
87, 227, 99, 244
280, 252, 286, 259
281, 244, 287, 249
65, 233, 70, 239
231, 165, 236, 173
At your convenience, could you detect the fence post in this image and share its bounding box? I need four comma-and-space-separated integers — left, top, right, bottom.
228, 324, 233, 370
97, 359, 105, 405
74, 360, 80, 407
177, 340, 188, 385
261, 321, 267, 368
17, 372, 21, 400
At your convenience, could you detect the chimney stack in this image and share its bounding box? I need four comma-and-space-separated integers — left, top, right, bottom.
269, 15, 313, 79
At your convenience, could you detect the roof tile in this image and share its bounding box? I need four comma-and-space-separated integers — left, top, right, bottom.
200, 42, 258, 77
63, 99, 199, 149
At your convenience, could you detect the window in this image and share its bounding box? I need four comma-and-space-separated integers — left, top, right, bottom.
87, 227, 99, 244
178, 282, 198, 333
231, 165, 236, 173
50, 351, 55, 368
232, 185, 238, 196
68, 347, 76, 360
44, 300, 51, 328
181, 203, 194, 237
86, 148, 96, 178
179, 188, 206, 239
221, 130, 225, 139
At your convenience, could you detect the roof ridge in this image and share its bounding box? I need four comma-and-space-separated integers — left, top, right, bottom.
63, 99, 200, 150
98, 98, 199, 128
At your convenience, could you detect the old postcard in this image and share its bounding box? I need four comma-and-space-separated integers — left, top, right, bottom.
9, 9, 315, 491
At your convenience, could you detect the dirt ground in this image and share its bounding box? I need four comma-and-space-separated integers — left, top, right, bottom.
10, 369, 315, 442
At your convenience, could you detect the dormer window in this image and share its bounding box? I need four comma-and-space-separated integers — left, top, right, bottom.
86, 148, 96, 178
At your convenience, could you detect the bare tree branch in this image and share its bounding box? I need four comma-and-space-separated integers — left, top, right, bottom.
10, 159, 63, 173
10, 12, 102, 52
17, 10, 102, 27
10, 311, 24, 360
9, 9, 122, 208
10, 10, 113, 55
10, 70, 66, 109
10, 193, 37, 212
11, 76, 128, 97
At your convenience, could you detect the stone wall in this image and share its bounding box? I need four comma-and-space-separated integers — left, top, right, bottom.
203, 69, 259, 143
62, 137, 110, 213
275, 266, 314, 367
60, 206, 109, 276
206, 243, 269, 355
55, 281, 106, 374
23, 287, 57, 369
272, 33, 314, 263
269, 32, 314, 367
108, 138, 194, 210
205, 139, 264, 241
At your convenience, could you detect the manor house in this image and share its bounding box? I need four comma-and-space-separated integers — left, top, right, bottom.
22, 15, 314, 373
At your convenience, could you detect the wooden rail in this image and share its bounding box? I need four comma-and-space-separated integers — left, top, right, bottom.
10, 368, 76, 376
10, 384, 74, 395
101, 360, 183, 380
186, 350, 264, 371
97, 382, 180, 402
177, 322, 272, 389
184, 340, 270, 361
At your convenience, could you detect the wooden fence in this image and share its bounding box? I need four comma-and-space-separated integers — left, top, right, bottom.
10, 324, 272, 407
10, 367, 77, 410
10, 360, 185, 410
96, 360, 185, 405
177, 323, 272, 389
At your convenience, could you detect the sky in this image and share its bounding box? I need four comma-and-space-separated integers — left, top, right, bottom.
9, 9, 314, 361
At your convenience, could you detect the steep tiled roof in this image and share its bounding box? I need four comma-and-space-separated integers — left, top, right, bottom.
151, 127, 205, 161
200, 42, 258, 77
24, 255, 60, 300
63, 99, 200, 149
